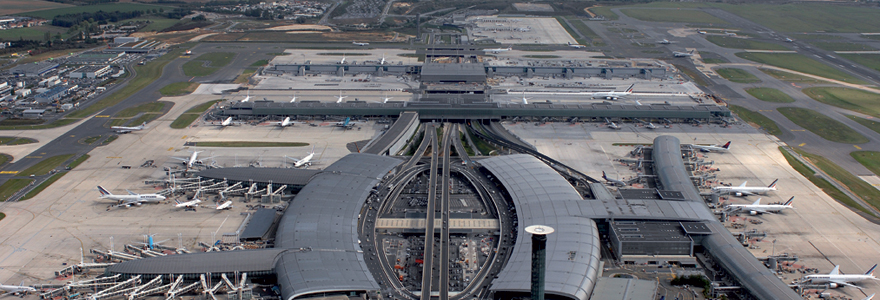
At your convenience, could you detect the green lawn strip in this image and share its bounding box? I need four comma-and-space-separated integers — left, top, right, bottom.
840, 54, 880, 74
183, 52, 236, 77
588, 6, 619, 20
715, 68, 761, 83
170, 100, 222, 129
21, 3, 173, 19
134, 18, 180, 32
20, 154, 74, 176
190, 141, 309, 147
65, 47, 186, 119
736, 53, 866, 84
234, 70, 256, 84
794, 148, 880, 214
716, 3, 880, 33
7, 138, 36, 145
777, 107, 868, 144
620, 8, 726, 24
159, 82, 200, 96
728, 105, 782, 136
0, 179, 34, 202
251, 59, 269, 67
19, 172, 65, 201
101, 136, 118, 145
82, 136, 102, 144
852, 151, 880, 177
554, 17, 588, 46
705, 36, 787, 50
673, 64, 709, 87
0, 154, 10, 166
702, 58, 727, 64
0, 212, 4, 221
745, 88, 795, 103
0, 137, 13, 144
780, 148, 875, 217
846, 115, 880, 135
458, 132, 475, 157
810, 42, 874, 52
758, 68, 828, 84
115, 102, 166, 118
68, 154, 90, 169
803, 87, 880, 119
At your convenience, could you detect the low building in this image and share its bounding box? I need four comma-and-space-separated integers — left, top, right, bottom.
35, 85, 69, 103
68, 51, 125, 64
113, 36, 139, 44
107, 40, 163, 53
21, 109, 46, 119
68, 65, 112, 79
0, 82, 10, 96
11, 62, 58, 77
15, 88, 31, 97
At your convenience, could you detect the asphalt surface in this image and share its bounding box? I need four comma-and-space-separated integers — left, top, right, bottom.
0, 43, 278, 185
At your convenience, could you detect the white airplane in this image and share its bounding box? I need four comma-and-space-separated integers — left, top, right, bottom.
335, 91, 347, 103
602, 171, 626, 187
658, 39, 672, 44
689, 141, 731, 152
290, 92, 298, 103
511, 91, 530, 104
380, 93, 393, 103
380, 53, 386, 65
785, 38, 794, 42
674, 50, 695, 57
803, 264, 878, 289
483, 47, 512, 54
728, 196, 794, 215
286, 147, 317, 168
97, 186, 166, 207
216, 200, 233, 210
111, 122, 147, 133
567, 42, 586, 49
353, 41, 369, 46
865, 294, 876, 300
271, 117, 299, 128
645, 122, 658, 129
592, 84, 635, 100
208, 117, 237, 128
339, 54, 346, 64
607, 121, 621, 130
171, 150, 207, 168
697, 30, 707, 34
713, 179, 778, 197
0, 282, 36, 295
175, 198, 202, 209
240, 90, 251, 103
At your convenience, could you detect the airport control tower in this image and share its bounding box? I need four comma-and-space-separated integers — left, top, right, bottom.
526, 225, 555, 300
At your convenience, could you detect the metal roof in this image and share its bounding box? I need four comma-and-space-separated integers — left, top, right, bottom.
240, 209, 280, 241
481, 155, 601, 300
275, 153, 402, 300
196, 168, 321, 187
106, 248, 285, 275
588, 277, 657, 300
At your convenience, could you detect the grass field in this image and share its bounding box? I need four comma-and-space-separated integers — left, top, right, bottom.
82, 136, 101, 144
777, 107, 868, 144
111, 102, 168, 127
553, 17, 588, 46
673, 64, 709, 87
20, 172, 64, 201
0, 154, 10, 166
852, 151, 880, 177
847, 115, 880, 135
802, 87, 880, 118
0, 25, 72, 41
22, 3, 173, 19
715, 68, 761, 83
588, 6, 619, 20
159, 82, 200, 96
736, 53, 866, 84
758, 68, 828, 84
795, 148, 880, 214
620, 8, 726, 24
171, 100, 222, 129
250, 59, 269, 67
717, 3, 880, 33
0, 179, 33, 202
745, 88, 795, 103
0, 0, 71, 14
134, 18, 180, 32
729, 105, 782, 136
810, 42, 874, 52
66, 47, 186, 119
780, 148, 875, 217
20, 154, 73, 176
705, 36, 788, 50
102, 135, 117, 145
234, 70, 256, 84
841, 54, 880, 74
68, 154, 89, 169
0, 212, 4, 221
567, 18, 602, 44
183, 52, 236, 77
190, 141, 309, 147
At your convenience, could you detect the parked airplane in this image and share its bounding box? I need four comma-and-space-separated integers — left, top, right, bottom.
111, 122, 147, 134
605, 118, 621, 130
271, 117, 300, 128
240, 90, 251, 103
335, 117, 361, 128
713, 179, 778, 197
602, 171, 627, 187
592, 84, 635, 100
97, 186, 166, 207
864, 294, 876, 300
175, 198, 202, 210
645, 122, 658, 129
290, 92, 298, 103
803, 264, 878, 289
353, 41, 369, 46
339, 54, 346, 64
0, 282, 36, 295
171, 150, 207, 168
785, 38, 794, 42
688, 141, 731, 152
335, 91, 347, 103
728, 196, 794, 215
185, 50, 192, 55
483, 47, 512, 54
512, 91, 530, 104
567, 42, 586, 49
216, 200, 233, 210
658, 39, 672, 44
286, 147, 317, 168
208, 117, 237, 128
674, 50, 695, 57
380, 53, 386, 65
380, 93, 393, 103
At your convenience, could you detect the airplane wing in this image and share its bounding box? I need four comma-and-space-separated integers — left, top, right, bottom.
170, 157, 190, 162
830, 280, 862, 289
126, 190, 138, 195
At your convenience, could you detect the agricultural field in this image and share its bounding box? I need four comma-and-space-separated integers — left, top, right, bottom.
715, 68, 761, 83
0, 0, 71, 14
745, 88, 795, 103
777, 107, 868, 144
705, 36, 788, 50
841, 54, 880, 73
620, 8, 726, 24
20, 3, 173, 19
0, 26, 72, 41
802, 87, 880, 118
737, 53, 865, 84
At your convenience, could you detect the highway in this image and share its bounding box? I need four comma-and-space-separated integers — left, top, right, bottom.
439, 124, 453, 300
419, 126, 438, 300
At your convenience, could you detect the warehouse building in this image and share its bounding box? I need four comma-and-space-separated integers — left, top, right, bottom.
11, 62, 58, 77
68, 65, 112, 79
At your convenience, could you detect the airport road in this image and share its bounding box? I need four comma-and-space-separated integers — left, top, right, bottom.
420, 128, 438, 300
439, 124, 452, 300
507, 122, 880, 297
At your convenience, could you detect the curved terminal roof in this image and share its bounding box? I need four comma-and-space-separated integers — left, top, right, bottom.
275, 153, 402, 300
481, 155, 600, 300
651, 136, 801, 300
196, 168, 321, 188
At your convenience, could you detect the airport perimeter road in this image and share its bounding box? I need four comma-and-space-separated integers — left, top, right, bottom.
0, 43, 278, 185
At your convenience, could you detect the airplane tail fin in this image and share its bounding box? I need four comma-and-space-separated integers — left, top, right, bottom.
602, 171, 608, 180
768, 179, 779, 189
97, 186, 112, 196
625, 84, 635, 93
722, 141, 731, 149
689, 50, 695, 54
866, 264, 877, 276
784, 196, 794, 206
